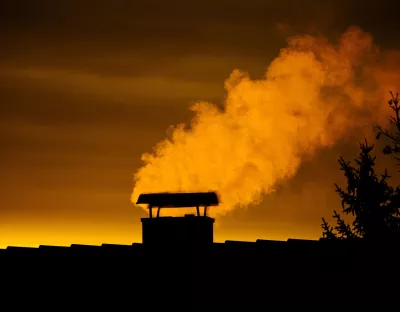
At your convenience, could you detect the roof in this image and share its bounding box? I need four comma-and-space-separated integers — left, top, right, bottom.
136, 192, 219, 208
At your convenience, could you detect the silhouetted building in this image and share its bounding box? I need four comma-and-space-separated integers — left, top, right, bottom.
2, 189, 400, 308
137, 192, 219, 247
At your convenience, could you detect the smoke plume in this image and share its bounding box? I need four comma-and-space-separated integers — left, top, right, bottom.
131, 26, 399, 217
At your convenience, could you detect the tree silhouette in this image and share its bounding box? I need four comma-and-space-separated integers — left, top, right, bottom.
376, 91, 400, 166
322, 140, 400, 240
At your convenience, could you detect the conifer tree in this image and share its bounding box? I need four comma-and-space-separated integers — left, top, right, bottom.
322, 140, 400, 240
376, 92, 400, 165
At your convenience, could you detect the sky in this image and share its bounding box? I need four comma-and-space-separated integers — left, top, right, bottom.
1, 0, 400, 247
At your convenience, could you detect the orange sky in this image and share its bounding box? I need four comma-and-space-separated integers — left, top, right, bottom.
1, 0, 400, 248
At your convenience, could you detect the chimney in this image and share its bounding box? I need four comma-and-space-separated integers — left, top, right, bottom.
137, 192, 219, 248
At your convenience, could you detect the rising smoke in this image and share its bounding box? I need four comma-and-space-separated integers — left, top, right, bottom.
131, 26, 398, 217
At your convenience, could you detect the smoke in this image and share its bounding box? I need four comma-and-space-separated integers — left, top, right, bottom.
131, 26, 399, 217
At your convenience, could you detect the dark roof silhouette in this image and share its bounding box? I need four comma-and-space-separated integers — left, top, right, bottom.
2, 238, 397, 253
1, 238, 390, 310
136, 192, 219, 208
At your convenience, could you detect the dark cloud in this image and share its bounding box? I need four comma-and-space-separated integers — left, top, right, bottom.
2, 0, 398, 60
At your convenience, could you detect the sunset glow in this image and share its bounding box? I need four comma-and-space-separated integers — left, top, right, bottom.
1, 1, 400, 247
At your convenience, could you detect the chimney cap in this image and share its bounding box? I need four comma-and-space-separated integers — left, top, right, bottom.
136, 192, 219, 208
